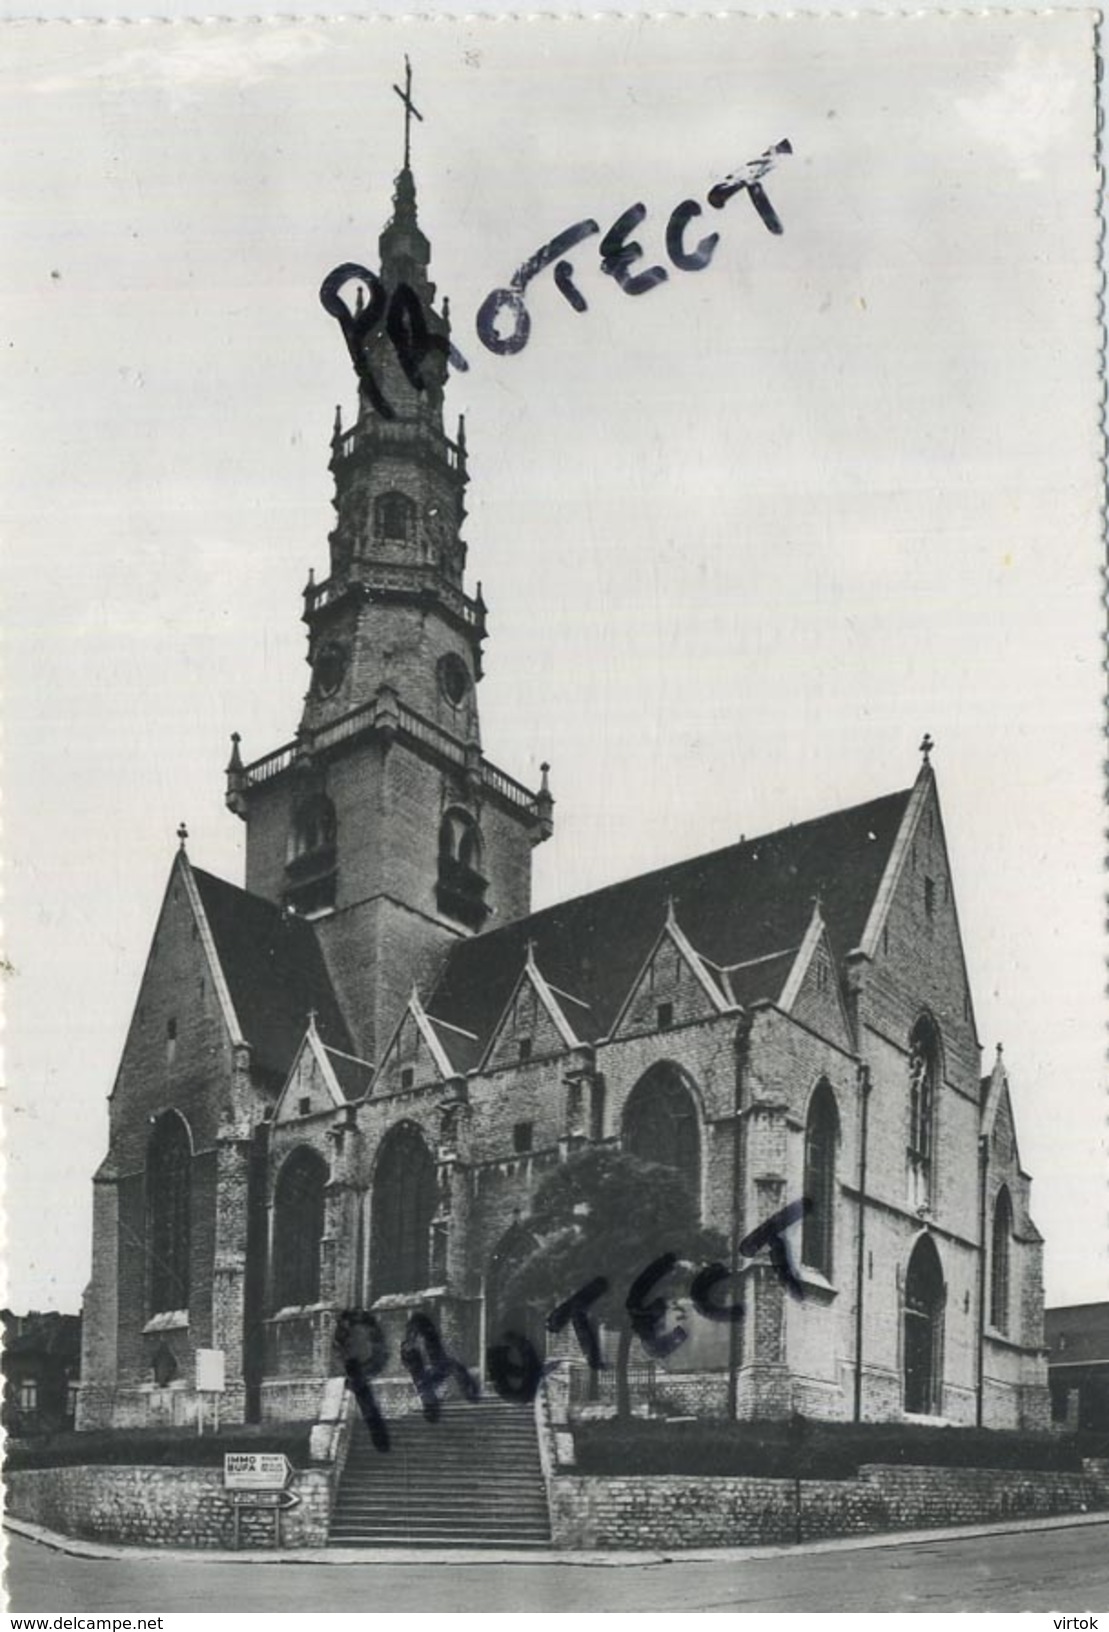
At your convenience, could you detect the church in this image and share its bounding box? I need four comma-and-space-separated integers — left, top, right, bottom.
76, 90, 1050, 1439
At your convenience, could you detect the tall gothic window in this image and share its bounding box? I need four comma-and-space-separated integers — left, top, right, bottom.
370, 1123, 438, 1297
147, 1112, 191, 1315
802, 1080, 839, 1278
375, 490, 415, 543
908, 1015, 940, 1172
622, 1062, 702, 1214
904, 1233, 946, 1415
990, 1186, 1013, 1334
272, 1147, 328, 1310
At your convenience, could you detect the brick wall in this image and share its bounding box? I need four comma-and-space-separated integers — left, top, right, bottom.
6, 1464, 332, 1550
548, 1463, 1103, 1550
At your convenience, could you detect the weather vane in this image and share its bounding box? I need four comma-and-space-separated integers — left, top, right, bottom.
393, 56, 423, 170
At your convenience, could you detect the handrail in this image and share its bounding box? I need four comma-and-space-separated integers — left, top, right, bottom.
333, 419, 461, 471
242, 699, 539, 816
304, 565, 483, 631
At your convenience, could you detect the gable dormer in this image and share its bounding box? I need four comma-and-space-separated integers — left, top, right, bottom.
779, 902, 853, 1052
373, 990, 454, 1096
481, 949, 581, 1072
609, 905, 730, 1041
273, 1020, 347, 1127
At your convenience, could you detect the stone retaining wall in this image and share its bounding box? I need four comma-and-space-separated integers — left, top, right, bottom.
548, 1464, 1102, 1550
6, 1464, 332, 1550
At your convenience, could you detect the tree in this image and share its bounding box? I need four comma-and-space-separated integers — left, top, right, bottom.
501, 1145, 726, 1419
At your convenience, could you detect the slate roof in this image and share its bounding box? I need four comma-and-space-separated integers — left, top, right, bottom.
429, 787, 913, 1058
323, 1046, 376, 1102
1045, 1303, 1109, 1366
192, 868, 353, 1082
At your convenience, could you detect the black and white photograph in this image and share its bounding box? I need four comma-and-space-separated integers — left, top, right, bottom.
3, 11, 1107, 1619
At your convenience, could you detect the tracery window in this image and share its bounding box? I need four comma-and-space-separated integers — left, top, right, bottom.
802, 1080, 839, 1279
622, 1062, 701, 1214
371, 1123, 438, 1297
147, 1112, 191, 1315
272, 1147, 328, 1310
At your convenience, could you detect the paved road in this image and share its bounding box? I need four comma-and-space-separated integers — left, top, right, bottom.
5, 1524, 1109, 1614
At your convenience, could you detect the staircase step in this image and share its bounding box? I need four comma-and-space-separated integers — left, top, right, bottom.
328, 1392, 552, 1548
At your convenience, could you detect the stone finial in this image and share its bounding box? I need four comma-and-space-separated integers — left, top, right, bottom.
332, 403, 342, 441
176, 821, 189, 851
535, 762, 555, 844
920, 732, 934, 765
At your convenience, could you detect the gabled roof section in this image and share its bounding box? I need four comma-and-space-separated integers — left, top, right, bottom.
778, 900, 854, 1048
429, 783, 912, 1057
608, 902, 733, 1040
981, 1045, 1022, 1162
373, 990, 460, 1092
273, 1020, 347, 1122
190, 866, 352, 1081
479, 945, 584, 1070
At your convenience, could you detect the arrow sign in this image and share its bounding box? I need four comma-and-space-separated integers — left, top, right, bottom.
225, 1488, 300, 1510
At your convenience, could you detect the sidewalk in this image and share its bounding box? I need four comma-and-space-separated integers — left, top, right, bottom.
6, 1507, 1108, 1569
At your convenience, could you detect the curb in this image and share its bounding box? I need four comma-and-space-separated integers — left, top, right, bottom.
6, 1507, 1109, 1568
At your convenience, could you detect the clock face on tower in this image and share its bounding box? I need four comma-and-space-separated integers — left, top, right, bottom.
312, 642, 348, 699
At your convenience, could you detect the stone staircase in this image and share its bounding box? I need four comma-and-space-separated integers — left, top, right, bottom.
327, 1394, 553, 1549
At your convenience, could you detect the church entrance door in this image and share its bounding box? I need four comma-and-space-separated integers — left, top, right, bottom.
903, 1234, 945, 1415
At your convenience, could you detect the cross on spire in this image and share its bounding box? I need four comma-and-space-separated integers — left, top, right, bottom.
393, 56, 423, 170
919, 732, 934, 765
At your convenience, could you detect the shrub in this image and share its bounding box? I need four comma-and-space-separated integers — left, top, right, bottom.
4, 1422, 315, 1473
572, 1418, 1085, 1480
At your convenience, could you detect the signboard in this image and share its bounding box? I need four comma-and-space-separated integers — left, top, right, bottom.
196, 1349, 226, 1393
225, 1488, 300, 1510
223, 1452, 293, 1491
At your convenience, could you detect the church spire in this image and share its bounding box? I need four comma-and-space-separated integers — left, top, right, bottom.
393, 56, 423, 173
379, 58, 432, 290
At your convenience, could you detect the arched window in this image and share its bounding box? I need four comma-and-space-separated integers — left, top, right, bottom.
272, 1147, 328, 1310
908, 1015, 940, 1169
437, 808, 488, 929
370, 1123, 438, 1297
147, 1112, 191, 1315
904, 1234, 945, 1415
288, 795, 336, 863
286, 795, 337, 914
990, 1187, 1013, 1334
375, 490, 415, 543
802, 1080, 839, 1278
622, 1062, 701, 1213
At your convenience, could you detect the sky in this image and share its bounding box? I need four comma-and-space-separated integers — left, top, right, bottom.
2, 13, 1106, 1314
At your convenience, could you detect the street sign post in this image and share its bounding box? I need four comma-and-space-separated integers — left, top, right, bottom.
222, 1459, 299, 1547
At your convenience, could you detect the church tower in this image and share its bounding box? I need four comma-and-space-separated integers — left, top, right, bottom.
225, 70, 553, 1064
